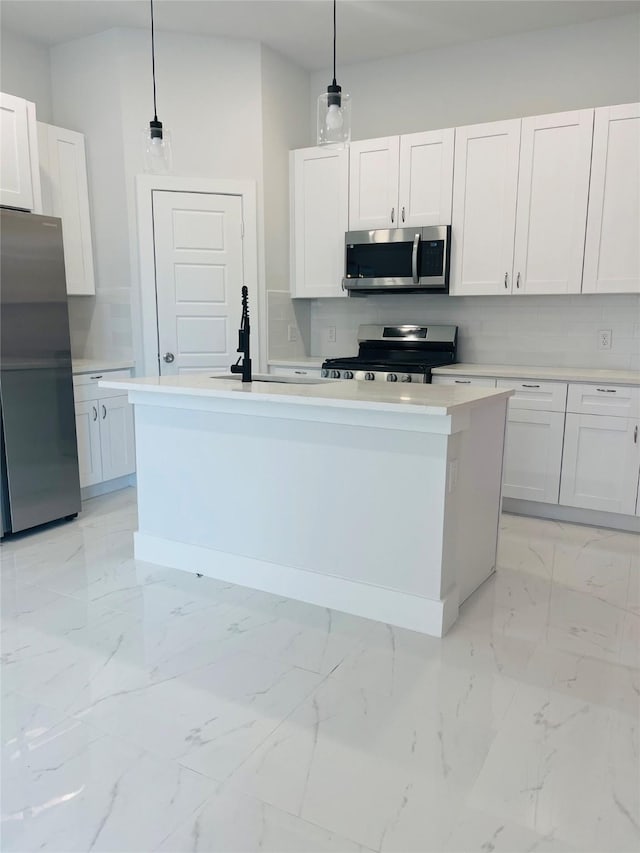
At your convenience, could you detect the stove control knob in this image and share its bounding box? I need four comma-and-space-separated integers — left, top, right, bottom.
401, 374, 412, 383
321, 368, 329, 378
331, 370, 341, 379
387, 373, 398, 382
365, 372, 375, 381
343, 370, 354, 379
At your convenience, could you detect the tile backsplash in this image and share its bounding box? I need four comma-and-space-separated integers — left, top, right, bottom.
267, 290, 311, 360
310, 294, 640, 370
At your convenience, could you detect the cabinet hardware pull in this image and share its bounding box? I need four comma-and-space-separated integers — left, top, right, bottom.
390, 207, 395, 224
635, 425, 638, 444
102, 405, 107, 419
522, 384, 540, 388
92, 405, 97, 421
90, 375, 103, 380
401, 206, 405, 222
455, 380, 471, 384
516, 272, 521, 289
504, 273, 508, 289
596, 388, 616, 393
294, 370, 306, 375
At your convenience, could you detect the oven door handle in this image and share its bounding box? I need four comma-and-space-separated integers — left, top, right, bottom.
412, 232, 420, 284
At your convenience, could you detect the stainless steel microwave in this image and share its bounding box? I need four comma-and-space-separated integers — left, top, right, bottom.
343, 225, 451, 295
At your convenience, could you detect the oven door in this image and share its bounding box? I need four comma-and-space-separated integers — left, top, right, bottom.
343, 226, 450, 294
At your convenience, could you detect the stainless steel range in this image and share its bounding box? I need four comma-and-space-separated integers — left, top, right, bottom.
321, 324, 458, 383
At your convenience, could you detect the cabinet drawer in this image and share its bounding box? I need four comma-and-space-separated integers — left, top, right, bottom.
567, 383, 639, 417
269, 365, 323, 378
431, 375, 497, 388
497, 379, 567, 412
73, 369, 131, 402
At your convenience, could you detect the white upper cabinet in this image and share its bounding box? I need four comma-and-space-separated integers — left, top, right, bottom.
450, 119, 521, 295
397, 129, 454, 227
349, 132, 454, 230
513, 109, 593, 295
38, 123, 96, 296
583, 103, 640, 294
349, 136, 400, 230
290, 146, 348, 299
0, 93, 41, 212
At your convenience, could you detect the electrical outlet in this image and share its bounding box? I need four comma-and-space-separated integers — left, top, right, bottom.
598, 329, 612, 351
327, 326, 336, 343
287, 324, 298, 343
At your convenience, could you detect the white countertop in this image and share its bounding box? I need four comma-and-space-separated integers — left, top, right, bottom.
267, 357, 324, 368
100, 373, 512, 416
432, 363, 640, 386
72, 359, 134, 375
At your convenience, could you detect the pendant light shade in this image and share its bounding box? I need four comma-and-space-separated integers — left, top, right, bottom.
317, 0, 351, 147
143, 0, 172, 173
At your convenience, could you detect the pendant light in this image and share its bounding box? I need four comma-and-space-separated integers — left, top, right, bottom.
143, 0, 172, 173
317, 0, 351, 147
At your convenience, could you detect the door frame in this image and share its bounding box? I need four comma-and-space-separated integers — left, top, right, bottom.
135, 175, 262, 376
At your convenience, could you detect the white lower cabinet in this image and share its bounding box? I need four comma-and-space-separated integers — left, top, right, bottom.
268, 365, 323, 378
560, 413, 640, 514
75, 395, 135, 488
502, 410, 565, 503
75, 400, 103, 487
100, 396, 136, 482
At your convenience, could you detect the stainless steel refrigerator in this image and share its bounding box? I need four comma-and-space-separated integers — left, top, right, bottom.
1, 208, 81, 535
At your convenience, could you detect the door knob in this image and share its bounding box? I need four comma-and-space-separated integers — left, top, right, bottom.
163, 352, 175, 363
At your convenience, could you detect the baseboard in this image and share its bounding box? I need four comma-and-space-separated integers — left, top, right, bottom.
134, 532, 458, 637
502, 498, 640, 533
81, 473, 137, 501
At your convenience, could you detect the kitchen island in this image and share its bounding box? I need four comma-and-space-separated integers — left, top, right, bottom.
99, 374, 512, 636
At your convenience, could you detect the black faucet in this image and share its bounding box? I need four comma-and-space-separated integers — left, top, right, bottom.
230, 285, 252, 382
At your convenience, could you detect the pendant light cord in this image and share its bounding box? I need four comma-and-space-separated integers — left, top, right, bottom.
332, 0, 337, 85
150, 0, 158, 121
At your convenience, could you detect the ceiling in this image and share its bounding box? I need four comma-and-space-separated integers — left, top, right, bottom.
2, 0, 638, 71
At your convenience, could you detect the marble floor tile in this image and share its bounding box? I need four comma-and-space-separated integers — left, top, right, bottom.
1, 486, 639, 853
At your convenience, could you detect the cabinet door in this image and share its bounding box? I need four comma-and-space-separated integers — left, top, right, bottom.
398, 129, 454, 226
583, 103, 640, 294
39, 124, 96, 296
513, 109, 593, 295
0, 93, 34, 211
75, 400, 102, 487
450, 119, 520, 295
291, 147, 348, 298
100, 396, 136, 482
560, 413, 640, 515
502, 410, 564, 503
349, 137, 400, 229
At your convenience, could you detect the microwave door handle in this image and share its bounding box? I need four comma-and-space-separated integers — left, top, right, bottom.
412, 233, 420, 284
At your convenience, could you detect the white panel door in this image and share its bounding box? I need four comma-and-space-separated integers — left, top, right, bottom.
502, 410, 564, 503
583, 103, 640, 294
0, 92, 34, 210
39, 123, 96, 295
349, 136, 400, 230
153, 190, 244, 375
560, 413, 640, 514
398, 129, 455, 226
75, 400, 102, 487
513, 109, 593, 295
291, 146, 348, 298
450, 119, 521, 295
100, 396, 135, 482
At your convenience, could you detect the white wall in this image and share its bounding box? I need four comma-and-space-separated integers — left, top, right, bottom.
306, 12, 640, 371
51, 28, 273, 364
310, 13, 640, 139
0, 29, 53, 122
260, 44, 313, 359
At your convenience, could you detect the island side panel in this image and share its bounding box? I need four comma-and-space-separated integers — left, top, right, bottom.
133, 401, 452, 602
440, 398, 508, 608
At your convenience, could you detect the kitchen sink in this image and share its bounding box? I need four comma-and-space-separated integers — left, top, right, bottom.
213, 374, 330, 385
